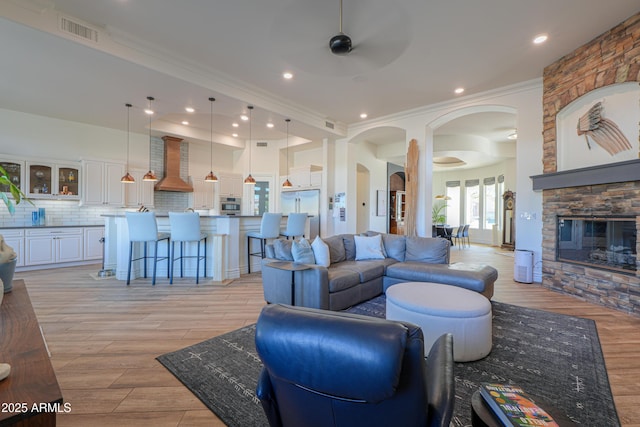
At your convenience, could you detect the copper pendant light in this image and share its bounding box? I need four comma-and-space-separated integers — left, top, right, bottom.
244, 105, 256, 185
120, 103, 135, 183
205, 97, 218, 182
282, 118, 292, 188
142, 96, 158, 182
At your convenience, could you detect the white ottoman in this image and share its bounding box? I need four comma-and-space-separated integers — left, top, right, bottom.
386, 282, 492, 362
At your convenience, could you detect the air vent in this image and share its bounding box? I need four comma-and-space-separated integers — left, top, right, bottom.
257, 141, 268, 147
59, 16, 99, 43
325, 121, 335, 129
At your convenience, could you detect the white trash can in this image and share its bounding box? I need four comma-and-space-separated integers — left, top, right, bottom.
514, 249, 533, 283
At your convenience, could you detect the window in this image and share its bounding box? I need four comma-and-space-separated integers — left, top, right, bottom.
445, 181, 460, 226
253, 181, 270, 215
465, 179, 479, 228
483, 177, 496, 229
497, 175, 505, 229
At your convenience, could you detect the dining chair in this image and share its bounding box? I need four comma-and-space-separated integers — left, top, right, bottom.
169, 212, 207, 284
247, 212, 283, 273
125, 212, 170, 285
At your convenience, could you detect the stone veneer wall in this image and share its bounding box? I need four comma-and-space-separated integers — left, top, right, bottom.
541, 13, 640, 315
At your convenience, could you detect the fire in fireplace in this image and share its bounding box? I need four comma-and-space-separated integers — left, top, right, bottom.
556, 216, 637, 274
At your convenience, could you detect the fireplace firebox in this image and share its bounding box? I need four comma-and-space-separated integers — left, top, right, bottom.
556, 216, 637, 274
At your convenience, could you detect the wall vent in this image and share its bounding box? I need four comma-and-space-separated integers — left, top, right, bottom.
257, 141, 268, 147
325, 121, 335, 129
59, 16, 99, 43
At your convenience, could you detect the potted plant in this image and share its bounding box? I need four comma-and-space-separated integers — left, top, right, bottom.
0, 165, 32, 381
432, 201, 448, 225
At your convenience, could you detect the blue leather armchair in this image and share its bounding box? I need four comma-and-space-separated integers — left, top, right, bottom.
255, 304, 455, 427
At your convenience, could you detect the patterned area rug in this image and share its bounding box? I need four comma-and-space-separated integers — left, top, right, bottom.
157, 297, 619, 427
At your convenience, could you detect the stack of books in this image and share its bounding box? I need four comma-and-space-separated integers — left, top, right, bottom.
479, 383, 559, 427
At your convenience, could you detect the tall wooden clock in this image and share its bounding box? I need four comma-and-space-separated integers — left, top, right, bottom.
501, 190, 515, 250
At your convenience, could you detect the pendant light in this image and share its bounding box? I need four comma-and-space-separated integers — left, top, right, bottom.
282, 118, 293, 188
120, 103, 135, 183
243, 105, 256, 185
204, 97, 218, 182
143, 96, 158, 182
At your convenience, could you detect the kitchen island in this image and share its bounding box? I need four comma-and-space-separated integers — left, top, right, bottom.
102, 214, 304, 282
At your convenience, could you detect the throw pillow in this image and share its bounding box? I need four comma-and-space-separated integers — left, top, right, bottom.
354, 234, 386, 261
405, 236, 449, 263
273, 239, 294, 261
311, 236, 331, 267
292, 238, 316, 264
324, 235, 346, 263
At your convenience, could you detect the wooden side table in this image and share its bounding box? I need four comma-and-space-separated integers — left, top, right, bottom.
265, 261, 312, 306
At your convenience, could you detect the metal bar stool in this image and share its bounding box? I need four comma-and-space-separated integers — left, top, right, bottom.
168, 212, 207, 284
247, 212, 282, 273
125, 212, 170, 285
280, 212, 307, 240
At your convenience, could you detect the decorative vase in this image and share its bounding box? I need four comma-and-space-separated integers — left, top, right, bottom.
0, 257, 17, 294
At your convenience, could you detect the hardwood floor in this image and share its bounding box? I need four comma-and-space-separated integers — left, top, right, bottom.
13, 245, 640, 427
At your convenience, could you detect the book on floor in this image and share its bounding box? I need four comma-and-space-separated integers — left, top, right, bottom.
479, 383, 559, 427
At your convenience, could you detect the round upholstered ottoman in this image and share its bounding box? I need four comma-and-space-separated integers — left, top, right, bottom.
386, 282, 492, 362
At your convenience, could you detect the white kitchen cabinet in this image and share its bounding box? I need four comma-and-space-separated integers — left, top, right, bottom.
124, 169, 155, 208
218, 173, 243, 197
192, 178, 216, 209
84, 227, 104, 261
26, 161, 81, 200
81, 160, 125, 206
284, 165, 322, 190
1, 229, 24, 267
25, 228, 83, 266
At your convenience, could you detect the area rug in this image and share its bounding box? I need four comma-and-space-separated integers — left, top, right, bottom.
157, 297, 619, 427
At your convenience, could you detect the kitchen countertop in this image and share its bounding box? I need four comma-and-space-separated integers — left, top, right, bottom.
0, 224, 104, 229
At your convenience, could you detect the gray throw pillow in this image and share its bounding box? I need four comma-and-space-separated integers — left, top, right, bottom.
324, 235, 346, 264
273, 239, 294, 261
405, 236, 449, 264
292, 239, 316, 264
342, 234, 356, 261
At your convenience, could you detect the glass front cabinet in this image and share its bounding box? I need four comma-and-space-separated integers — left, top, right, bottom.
0, 161, 24, 193
26, 162, 80, 200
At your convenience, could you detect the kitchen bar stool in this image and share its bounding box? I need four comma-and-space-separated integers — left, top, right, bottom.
169, 212, 207, 284
280, 212, 307, 240
125, 212, 170, 285
247, 212, 282, 273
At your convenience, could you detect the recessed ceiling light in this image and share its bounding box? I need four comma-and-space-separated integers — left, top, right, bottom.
144, 108, 154, 115
232, 133, 238, 137
283, 72, 293, 79
185, 107, 195, 113
267, 122, 274, 128
181, 120, 189, 125
454, 87, 464, 94
360, 113, 368, 119
533, 34, 548, 44
240, 114, 249, 121
232, 122, 239, 127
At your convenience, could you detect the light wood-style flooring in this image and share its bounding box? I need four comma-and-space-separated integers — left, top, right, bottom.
13, 245, 640, 427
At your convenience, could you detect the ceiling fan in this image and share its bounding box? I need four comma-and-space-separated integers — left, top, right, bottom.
329, 0, 353, 55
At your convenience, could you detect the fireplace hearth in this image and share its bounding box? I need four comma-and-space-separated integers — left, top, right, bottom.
557, 216, 637, 275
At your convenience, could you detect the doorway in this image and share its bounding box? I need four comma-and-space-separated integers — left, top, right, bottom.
356, 164, 370, 234
388, 171, 405, 234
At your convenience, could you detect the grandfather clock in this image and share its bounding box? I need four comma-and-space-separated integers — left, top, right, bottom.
501, 190, 515, 250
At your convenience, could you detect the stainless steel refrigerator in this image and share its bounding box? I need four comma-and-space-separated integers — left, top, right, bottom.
281, 189, 320, 240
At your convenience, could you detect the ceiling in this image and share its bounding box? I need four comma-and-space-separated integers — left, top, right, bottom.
1, 0, 638, 166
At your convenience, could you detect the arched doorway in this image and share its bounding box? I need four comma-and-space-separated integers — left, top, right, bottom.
356, 163, 370, 233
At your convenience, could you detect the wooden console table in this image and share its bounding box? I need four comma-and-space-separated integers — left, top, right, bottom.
0, 280, 63, 427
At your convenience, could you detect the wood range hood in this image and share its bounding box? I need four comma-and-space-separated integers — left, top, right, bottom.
154, 136, 193, 192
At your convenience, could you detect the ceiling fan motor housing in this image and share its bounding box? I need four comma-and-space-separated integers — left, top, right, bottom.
330, 33, 352, 54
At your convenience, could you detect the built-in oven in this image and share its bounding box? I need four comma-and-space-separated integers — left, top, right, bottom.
220, 197, 241, 215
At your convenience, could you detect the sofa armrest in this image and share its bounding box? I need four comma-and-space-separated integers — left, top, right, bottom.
261, 259, 331, 309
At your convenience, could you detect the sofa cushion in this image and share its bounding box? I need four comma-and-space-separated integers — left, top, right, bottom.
342, 234, 357, 261
333, 260, 386, 283
311, 236, 330, 267
273, 239, 294, 261
355, 234, 386, 260
405, 237, 449, 264
381, 234, 406, 262
327, 269, 361, 293
292, 239, 315, 264
385, 262, 497, 293
324, 235, 346, 264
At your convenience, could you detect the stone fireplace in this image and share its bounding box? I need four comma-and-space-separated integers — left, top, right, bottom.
538, 12, 640, 316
